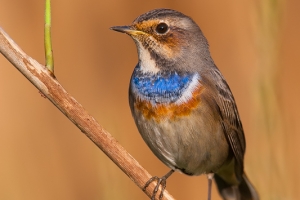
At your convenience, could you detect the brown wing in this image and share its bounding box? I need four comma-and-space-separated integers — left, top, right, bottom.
202, 67, 246, 181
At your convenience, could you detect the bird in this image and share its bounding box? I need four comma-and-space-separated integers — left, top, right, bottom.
110, 8, 259, 200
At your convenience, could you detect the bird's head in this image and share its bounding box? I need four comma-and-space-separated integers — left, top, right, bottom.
111, 9, 213, 73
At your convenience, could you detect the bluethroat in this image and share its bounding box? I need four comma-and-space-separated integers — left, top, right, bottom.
111, 8, 259, 200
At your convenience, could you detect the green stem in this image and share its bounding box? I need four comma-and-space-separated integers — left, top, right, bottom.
44, 0, 54, 73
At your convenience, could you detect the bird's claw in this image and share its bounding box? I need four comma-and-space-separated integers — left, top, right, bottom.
143, 176, 167, 200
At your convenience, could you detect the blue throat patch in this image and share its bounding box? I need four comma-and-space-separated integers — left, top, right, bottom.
131, 65, 198, 103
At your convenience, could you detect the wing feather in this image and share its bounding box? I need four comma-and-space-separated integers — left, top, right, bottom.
202, 67, 246, 181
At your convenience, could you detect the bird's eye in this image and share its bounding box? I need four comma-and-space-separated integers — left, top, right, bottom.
155, 23, 169, 34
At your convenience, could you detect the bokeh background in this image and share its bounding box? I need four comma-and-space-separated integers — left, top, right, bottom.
0, 0, 299, 199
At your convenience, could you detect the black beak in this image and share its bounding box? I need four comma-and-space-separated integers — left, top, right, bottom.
110, 25, 143, 36
110, 26, 132, 33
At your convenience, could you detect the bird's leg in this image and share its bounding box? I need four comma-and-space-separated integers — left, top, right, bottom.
143, 169, 175, 200
207, 173, 214, 200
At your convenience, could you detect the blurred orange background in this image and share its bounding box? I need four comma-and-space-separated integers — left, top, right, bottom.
0, 1, 299, 200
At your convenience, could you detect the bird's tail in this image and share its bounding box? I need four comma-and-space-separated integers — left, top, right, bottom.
214, 173, 259, 200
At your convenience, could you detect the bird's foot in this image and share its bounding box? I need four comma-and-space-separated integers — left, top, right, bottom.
143, 170, 174, 200
143, 176, 166, 200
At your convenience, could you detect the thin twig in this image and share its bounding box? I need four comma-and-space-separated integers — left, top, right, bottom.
0, 26, 174, 200
44, 0, 54, 73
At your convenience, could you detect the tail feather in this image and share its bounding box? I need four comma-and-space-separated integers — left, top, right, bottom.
214, 173, 259, 200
